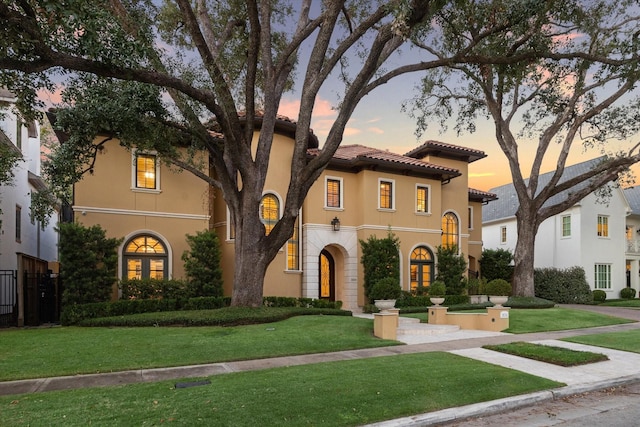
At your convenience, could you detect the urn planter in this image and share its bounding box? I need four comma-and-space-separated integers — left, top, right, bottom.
374, 299, 396, 313
489, 295, 508, 308
429, 297, 445, 306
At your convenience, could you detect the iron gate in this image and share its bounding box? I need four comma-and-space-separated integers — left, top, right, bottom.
0, 270, 18, 327
24, 272, 61, 326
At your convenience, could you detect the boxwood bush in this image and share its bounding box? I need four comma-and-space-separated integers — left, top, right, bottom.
534, 266, 593, 304
620, 287, 637, 299
592, 289, 607, 303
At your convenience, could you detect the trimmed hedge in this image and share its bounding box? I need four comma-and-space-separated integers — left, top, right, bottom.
61, 296, 343, 325
620, 287, 637, 299
534, 267, 593, 304
593, 289, 607, 303
78, 307, 352, 327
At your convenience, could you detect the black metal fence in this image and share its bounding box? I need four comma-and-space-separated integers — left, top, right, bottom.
0, 270, 18, 327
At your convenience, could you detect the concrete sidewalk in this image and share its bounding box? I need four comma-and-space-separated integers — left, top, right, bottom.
3, 304, 640, 426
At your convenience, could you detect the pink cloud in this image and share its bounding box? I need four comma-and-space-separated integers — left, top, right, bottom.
367, 127, 384, 135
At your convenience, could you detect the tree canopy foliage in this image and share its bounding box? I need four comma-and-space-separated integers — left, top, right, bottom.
2, 0, 638, 304
405, 0, 640, 296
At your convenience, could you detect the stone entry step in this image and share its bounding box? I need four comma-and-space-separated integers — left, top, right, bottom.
397, 318, 460, 336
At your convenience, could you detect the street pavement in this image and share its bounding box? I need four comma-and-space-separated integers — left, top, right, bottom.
2, 304, 640, 426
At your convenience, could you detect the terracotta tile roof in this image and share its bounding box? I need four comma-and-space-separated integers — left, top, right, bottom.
404, 140, 487, 163
308, 144, 461, 181
468, 187, 498, 203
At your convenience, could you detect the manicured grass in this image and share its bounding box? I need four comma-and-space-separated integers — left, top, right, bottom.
599, 299, 640, 308
564, 329, 640, 353
483, 342, 608, 366
0, 315, 398, 381
0, 352, 563, 426
398, 308, 631, 334
504, 308, 633, 333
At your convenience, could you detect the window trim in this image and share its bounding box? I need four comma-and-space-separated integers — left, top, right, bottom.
131, 150, 161, 193
409, 245, 435, 292
260, 191, 282, 236
415, 184, 431, 214
378, 178, 395, 211
122, 233, 170, 280
500, 225, 507, 244
286, 210, 302, 272
324, 176, 344, 210
594, 263, 611, 289
561, 215, 571, 238
597, 214, 609, 238
468, 206, 473, 230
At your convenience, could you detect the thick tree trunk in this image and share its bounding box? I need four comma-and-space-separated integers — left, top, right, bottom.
230, 221, 271, 307
512, 208, 539, 297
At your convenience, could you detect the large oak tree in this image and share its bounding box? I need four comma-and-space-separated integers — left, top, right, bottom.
405, 0, 640, 296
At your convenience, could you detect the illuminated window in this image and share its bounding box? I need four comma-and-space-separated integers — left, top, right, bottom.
260, 193, 280, 235
287, 217, 300, 270
379, 179, 394, 210
416, 185, 430, 213
410, 246, 434, 291
562, 215, 571, 237
123, 234, 168, 280
135, 153, 157, 189
442, 212, 459, 248
594, 264, 611, 289
597, 215, 608, 237
326, 177, 342, 208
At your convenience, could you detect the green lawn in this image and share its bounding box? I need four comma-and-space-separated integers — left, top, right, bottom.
0, 315, 398, 381
483, 342, 608, 366
0, 352, 562, 427
401, 307, 632, 334
599, 299, 640, 308
564, 329, 640, 353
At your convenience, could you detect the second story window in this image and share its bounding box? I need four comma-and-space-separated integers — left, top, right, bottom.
379, 179, 394, 210
15, 204, 21, 243
325, 177, 342, 209
260, 193, 280, 235
135, 153, 158, 190
562, 215, 571, 237
441, 212, 459, 248
416, 185, 430, 213
597, 215, 609, 237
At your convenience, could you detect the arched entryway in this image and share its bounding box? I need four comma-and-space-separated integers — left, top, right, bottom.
319, 249, 335, 301
123, 234, 169, 280
410, 246, 434, 292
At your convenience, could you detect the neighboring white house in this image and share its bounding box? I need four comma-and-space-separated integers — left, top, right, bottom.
623, 186, 640, 292
482, 157, 631, 298
0, 89, 59, 327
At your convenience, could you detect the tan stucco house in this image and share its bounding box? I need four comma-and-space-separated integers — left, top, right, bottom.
69, 115, 495, 310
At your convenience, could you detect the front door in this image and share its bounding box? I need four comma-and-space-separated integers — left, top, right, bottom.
319, 249, 335, 301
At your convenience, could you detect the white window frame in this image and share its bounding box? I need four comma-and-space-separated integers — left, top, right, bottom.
131, 149, 161, 193
378, 178, 395, 211
324, 176, 344, 210
415, 184, 431, 214
561, 215, 571, 237
500, 226, 507, 244
597, 215, 609, 237
594, 264, 611, 289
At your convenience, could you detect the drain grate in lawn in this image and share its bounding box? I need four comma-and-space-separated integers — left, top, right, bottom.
483, 342, 609, 366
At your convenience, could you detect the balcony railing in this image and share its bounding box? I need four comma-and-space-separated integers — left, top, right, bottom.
627, 239, 640, 253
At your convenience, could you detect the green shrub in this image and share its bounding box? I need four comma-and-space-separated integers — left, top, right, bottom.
465, 276, 482, 295
504, 296, 555, 309
534, 267, 593, 304
360, 231, 400, 301
620, 287, 637, 299
182, 229, 224, 297
120, 278, 190, 300
480, 248, 514, 282
396, 292, 431, 308
428, 280, 446, 296
58, 222, 122, 306
484, 279, 512, 296
435, 245, 467, 295
592, 289, 607, 303
369, 277, 402, 300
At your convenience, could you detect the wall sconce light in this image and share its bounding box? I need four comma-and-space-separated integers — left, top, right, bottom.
331, 217, 341, 232
636, 228, 640, 235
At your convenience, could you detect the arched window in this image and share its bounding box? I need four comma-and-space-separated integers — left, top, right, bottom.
441, 212, 459, 248
123, 234, 168, 280
410, 246, 434, 291
260, 193, 280, 235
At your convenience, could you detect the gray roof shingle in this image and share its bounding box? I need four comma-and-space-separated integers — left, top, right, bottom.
482, 156, 607, 223
624, 186, 640, 215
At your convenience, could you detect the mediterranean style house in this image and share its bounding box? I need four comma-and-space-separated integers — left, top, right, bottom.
0, 89, 59, 327
66, 115, 496, 310
482, 157, 633, 298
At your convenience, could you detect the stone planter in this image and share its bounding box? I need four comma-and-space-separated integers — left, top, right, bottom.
374, 299, 396, 313
489, 295, 508, 308
429, 297, 445, 306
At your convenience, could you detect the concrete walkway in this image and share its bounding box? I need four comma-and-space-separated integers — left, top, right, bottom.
3, 304, 640, 426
